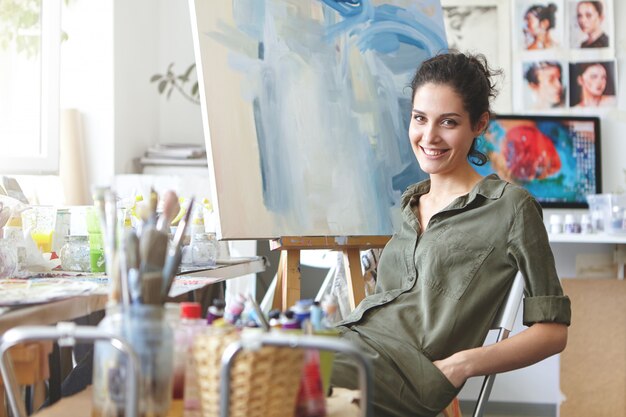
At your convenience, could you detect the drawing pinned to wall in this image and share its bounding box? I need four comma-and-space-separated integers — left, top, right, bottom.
569, 0, 611, 49
569, 60, 617, 108
441, 0, 511, 113
519, 2, 563, 50
189, 0, 448, 239
522, 60, 567, 110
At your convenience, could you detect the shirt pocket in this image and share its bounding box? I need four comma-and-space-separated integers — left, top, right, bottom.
418, 225, 494, 300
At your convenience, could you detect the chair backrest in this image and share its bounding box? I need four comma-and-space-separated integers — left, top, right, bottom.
472, 271, 525, 417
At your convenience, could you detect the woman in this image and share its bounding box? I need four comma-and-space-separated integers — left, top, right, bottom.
573, 62, 616, 107
330, 52, 570, 417
524, 4, 558, 50
576, 1, 608, 48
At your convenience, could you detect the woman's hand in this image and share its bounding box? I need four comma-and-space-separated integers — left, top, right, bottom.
433, 353, 469, 389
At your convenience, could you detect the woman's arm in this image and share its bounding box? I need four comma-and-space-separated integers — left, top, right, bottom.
433, 322, 568, 388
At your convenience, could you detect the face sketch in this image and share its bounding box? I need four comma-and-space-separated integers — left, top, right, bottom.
532, 65, 563, 106
577, 2, 603, 35
578, 64, 607, 97
408, 83, 486, 176
525, 12, 542, 37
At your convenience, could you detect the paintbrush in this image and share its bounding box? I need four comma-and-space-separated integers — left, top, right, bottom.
123, 231, 142, 304
156, 190, 180, 232
161, 197, 195, 299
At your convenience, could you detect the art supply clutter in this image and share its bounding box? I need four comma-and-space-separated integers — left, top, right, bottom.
90, 188, 196, 417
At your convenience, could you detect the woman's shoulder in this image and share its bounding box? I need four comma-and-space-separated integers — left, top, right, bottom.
487, 176, 536, 207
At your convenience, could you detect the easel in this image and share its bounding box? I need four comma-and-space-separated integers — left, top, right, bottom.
269, 236, 390, 311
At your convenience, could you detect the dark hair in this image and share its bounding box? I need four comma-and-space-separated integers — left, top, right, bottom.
526, 4, 557, 29
578, 1, 603, 16
410, 51, 501, 166
524, 61, 562, 85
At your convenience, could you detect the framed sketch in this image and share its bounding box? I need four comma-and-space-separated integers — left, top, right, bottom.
189, 0, 448, 239
441, 0, 512, 113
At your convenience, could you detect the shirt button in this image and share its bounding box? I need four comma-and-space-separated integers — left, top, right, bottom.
408, 276, 415, 282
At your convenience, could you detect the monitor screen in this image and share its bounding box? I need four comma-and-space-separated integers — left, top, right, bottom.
475, 115, 601, 208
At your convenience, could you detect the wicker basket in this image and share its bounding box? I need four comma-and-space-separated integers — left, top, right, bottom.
193, 329, 305, 417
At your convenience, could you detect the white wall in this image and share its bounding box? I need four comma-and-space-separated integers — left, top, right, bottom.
60, 0, 203, 190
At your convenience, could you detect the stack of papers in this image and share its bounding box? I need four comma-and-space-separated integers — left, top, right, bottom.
139, 143, 208, 166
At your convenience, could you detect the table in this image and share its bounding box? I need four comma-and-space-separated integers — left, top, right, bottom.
0, 256, 267, 331
32, 386, 361, 417
0, 257, 267, 415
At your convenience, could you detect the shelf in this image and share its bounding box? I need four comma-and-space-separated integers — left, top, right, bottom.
548, 233, 626, 244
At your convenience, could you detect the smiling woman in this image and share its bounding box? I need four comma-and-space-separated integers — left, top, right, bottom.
0, 0, 61, 174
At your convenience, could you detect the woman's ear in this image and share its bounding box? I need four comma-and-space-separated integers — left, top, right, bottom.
474, 112, 490, 135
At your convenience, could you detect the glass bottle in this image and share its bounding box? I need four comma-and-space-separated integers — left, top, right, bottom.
0, 240, 18, 278
59, 235, 91, 272
190, 232, 217, 267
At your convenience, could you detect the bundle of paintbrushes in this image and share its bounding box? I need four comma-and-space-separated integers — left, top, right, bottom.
92, 187, 194, 306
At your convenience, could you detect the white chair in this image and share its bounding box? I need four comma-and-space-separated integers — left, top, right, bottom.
472, 271, 525, 417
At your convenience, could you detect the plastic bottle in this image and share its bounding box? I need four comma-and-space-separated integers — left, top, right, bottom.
224, 294, 246, 325
206, 298, 225, 325
564, 214, 581, 234
310, 301, 323, 331
293, 299, 313, 326
280, 310, 300, 329
171, 302, 204, 416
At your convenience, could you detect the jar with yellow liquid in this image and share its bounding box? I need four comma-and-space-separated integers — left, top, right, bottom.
22, 206, 56, 254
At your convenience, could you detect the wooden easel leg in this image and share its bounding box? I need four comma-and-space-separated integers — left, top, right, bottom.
271, 252, 286, 310
282, 250, 301, 311
343, 249, 366, 310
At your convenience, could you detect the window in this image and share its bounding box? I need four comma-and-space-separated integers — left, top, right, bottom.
0, 0, 61, 174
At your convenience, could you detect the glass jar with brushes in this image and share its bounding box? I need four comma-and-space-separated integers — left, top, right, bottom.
92, 305, 174, 417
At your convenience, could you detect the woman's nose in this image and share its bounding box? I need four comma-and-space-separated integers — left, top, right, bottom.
421, 124, 439, 143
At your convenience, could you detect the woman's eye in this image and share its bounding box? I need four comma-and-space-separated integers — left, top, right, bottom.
413, 115, 425, 122
441, 119, 458, 127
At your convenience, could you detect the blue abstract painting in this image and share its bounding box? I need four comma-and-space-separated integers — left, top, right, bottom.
190, 0, 447, 239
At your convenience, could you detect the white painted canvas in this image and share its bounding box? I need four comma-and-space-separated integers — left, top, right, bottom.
189, 0, 447, 239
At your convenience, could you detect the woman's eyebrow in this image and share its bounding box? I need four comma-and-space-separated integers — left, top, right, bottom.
411, 109, 462, 118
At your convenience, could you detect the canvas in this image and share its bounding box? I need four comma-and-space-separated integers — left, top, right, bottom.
189, 0, 447, 239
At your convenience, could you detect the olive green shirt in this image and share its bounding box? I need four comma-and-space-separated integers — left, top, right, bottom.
332, 174, 571, 417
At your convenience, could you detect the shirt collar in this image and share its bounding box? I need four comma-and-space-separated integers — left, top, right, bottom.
401, 173, 507, 210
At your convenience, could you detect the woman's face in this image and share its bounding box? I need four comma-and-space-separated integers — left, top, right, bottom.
525, 12, 541, 37
578, 64, 607, 97
408, 83, 487, 176
577, 2, 602, 35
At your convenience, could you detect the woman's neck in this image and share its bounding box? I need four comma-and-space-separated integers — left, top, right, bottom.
427, 167, 484, 203
585, 28, 604, 45
580, 91, 602, 107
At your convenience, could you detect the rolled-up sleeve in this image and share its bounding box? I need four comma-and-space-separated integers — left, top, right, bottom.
507, 195, 572, 326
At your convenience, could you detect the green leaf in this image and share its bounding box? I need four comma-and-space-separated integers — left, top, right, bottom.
183, 63, 195, 78
158, 80, 168, 94
191, 82, 199, 96
167, 86, 173, 99
150, 74, 162, 83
